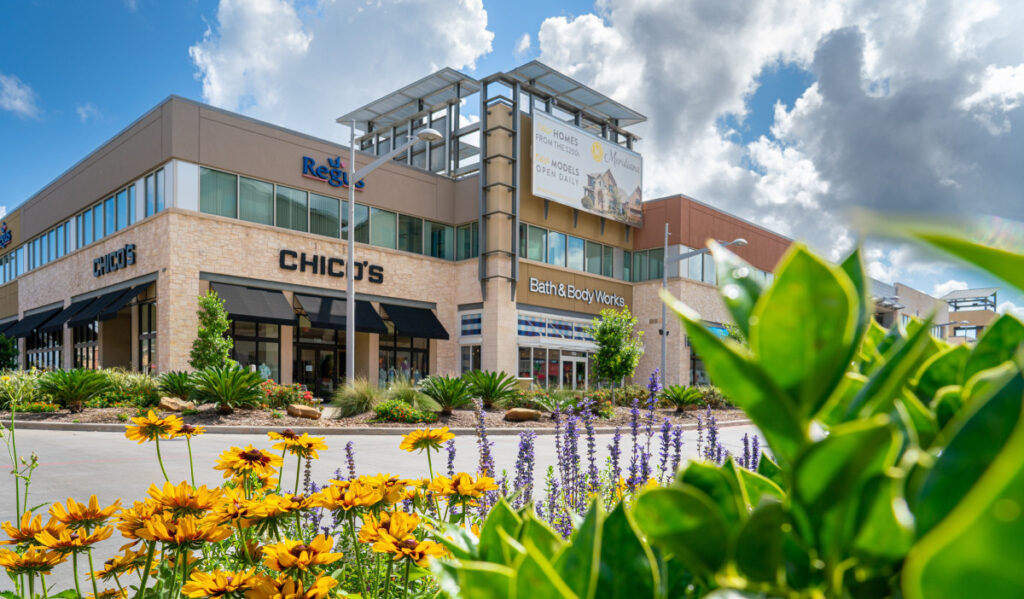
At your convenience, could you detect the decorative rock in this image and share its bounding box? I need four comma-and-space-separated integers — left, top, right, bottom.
158, 396, 195, 412
504, 408, 542, 422
287, 404, 322, 420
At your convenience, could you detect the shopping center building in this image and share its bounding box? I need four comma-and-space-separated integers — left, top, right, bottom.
0, 62, 790, 393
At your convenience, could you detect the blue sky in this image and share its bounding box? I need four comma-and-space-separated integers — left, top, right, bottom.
1, 0, 1022, 312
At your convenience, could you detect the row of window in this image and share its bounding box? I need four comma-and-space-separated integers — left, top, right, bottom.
0, 249, 23, 285
517, 312, 595, 343
626, 246, 775, 284
26, 221, 71, 271
519, 223, 616, 278
199, 167, 481, 260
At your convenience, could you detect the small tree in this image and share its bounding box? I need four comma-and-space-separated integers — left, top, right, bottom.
189, 290, 233, 370
0, 333, 17, 369
587, 307, 644, 393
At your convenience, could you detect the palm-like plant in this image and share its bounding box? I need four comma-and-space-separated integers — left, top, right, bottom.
463, 370, 520, 409
419, 374, 474, 416
661, 384, 704, 412
38, 369, 112, 413
192, 364, 264, 414
158, 371, 196, 401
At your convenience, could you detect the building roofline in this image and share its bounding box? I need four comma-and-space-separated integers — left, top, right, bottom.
643, 193, 794, 242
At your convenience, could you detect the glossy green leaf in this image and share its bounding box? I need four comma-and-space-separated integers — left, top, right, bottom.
433, 560, 513, 599
733, 463, 786, 507
903, 392, 1024, 599
851, 474, 915, 561
734, 499, 786, 583
712, 241, 765, 338
516, 541, 579, 599
963, 314, 1024, 381
845, 315, 934, 419
841, 248, 871, 343
915, 345, 969, 400
896, 390, 938, 449
913, 365, 1023, 536
679, 461, 745, 525
749, 245, 860, 419
904, 229, 1024, 293
930, 384, 963, 429
634, 487, 728, 580
479, 497, 523, 564
704, 591, 782, 599
497, 527, 527, 566
755, 454, 785, 489
662, 289, 806, 464
554, 500, 602, 599
519, 511, 565, 560
597, 503, 659, 598
819, 372, 868, 427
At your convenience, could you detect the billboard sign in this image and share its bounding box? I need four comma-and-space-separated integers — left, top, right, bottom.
531, 111, 643, 227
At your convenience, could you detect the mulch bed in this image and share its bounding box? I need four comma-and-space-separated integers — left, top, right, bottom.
2, 404, 747, 429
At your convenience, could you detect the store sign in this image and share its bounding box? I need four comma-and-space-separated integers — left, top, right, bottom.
279, 249, 383, 283
94, 244, 136, 278
532, 111, 643, 227
528, 277, 626, 308
0, 222, 11, 249
301, 156, 366, 190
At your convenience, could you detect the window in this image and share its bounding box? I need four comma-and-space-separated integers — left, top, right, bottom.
623, 250, 632, 281
519, 222, 528, 257
128, 186, 136, 225
139, 301, 157, 373
460, 313, 482, 336
104, 197, 116, 236
702, 253, 716, 285
526, 225, 546, 261
649, 248, 664, 280
27, 328, 62, 370
341, 201, 370, 243
379, 310, 430, 384
461, 345, 481, 374
93, 204, 103, 242
74, 323, 98, 369
585, 240, 602, 274
230, 321, 280, 381
567, 236, 585, 270
116, 189, 128, 230
457, 222, 479, 260
425, 221, 454, 260
398, 214, 423, 254
200, 168, 238, 218
239, 177, 274, 225
55, 223, 64, 259
309, 193, 340, 238
145, 173, 156, 217
370, 208, 397, 249
687, 251, 703, 281
547, 231, 566, 266
82, 209, 93, 246
275, 185, 308, 232
602, 245, 614, 278
633, 251, 648, 281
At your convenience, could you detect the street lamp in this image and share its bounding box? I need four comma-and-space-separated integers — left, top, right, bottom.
659, 223, 746, 386
345, 122, 442, 384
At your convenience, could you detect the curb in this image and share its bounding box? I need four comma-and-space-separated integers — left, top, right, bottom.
8, 418, 753, 436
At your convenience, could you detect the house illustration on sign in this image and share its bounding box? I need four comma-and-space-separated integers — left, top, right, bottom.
581, 169, 623, 216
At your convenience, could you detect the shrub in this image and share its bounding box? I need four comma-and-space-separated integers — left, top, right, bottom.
503, 389, 551, 411
85, 393, 134, 409
0, 370, 42, 410
270, 410, 284, 419
116, 412, 130, 422
191, 364, 264, 414
189, 290, 232, 370
37, 369, 112, 413
588, 306, 644, 388
696, 384, 732, 408
372, 398, 439, 423
418, 374, 473, 415
331, 378, 385, 417
386, 378, 439, 412
661, 384, 703, 412
15, 401, 60, 413
463, 370, 520, 409
158, 371, 196, 401
260, 379, 314, 408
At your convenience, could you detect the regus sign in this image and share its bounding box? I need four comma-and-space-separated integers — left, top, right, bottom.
528, 277, 626, 307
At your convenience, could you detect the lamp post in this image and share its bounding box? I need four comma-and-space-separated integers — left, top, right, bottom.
345, 122, 443, 384
659, 224, 746, 386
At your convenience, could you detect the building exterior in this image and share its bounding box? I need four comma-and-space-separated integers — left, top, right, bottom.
941, 287, 999, 341
0, 62, 792, 393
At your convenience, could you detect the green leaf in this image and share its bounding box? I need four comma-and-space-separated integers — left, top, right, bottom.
930, 385, 964, 429
819, 372, 868, 427
755, 454, 785, 489
516, 542, 579, 599
733, 463, 786, 507
841, 247, 871, 351
912, 365, 1023, 536
479, 497, 523, 564
679, 461, 745, 525
662, 289, 807, 464
963, 314, 1024, 381
903, 228, 1024, 293
554, 501, 602, 599
711, 241, 765, 338
915, 345, 969, 400
633, 487, 729, 580
850, 474, 915, 561
432, 560, 513, 599
749, 245, 860, 420
703, 591, 781, 599
896, 390, 939, 449
519, 510, 565, 560
845, 314, 935, 419
497, 527, 527, 566
903, 389, 1024, 599
734, 499, 786, 583
597, 503, 659, 598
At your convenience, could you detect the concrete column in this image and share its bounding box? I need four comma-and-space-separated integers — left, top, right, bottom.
356, 331, 377, 384
480, 276, 517, 375
130, 303, 140, 371
63, 326, 73, 369
279, 325, 293, 384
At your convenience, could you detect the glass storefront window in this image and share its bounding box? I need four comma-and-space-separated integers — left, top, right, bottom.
518, 347, 532, 380
567, 236, 584, 270
309, 193, 340, 237
341, 201, 370, 243
585, 240, 602, 274
687, 252, 703, 280
139, 301, 157, 373
230, 320, 280, 381
532, 348, 547, 388
547, 231, 566, 267
398, 214, 423, 254
460, 345, 481, 374
547, 349, 560, 390
200, 168, 238, 218
425, 221, 454, 260
239, 177, 274, 225
74, 323, 98, 369
276, 185, 308, 232
370, 208, 397, 249
93, 204, 103, 242
116, 189, 128, 230
104, 197, 116, 236
649, 248, 664, 280
456, 222, 479, 260
603, 245, 614, 277
526, 225, 546, 261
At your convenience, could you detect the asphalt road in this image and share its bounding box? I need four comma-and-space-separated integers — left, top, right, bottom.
1, 423, 758, 593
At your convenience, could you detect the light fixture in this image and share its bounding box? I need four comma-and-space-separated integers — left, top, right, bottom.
416, 128, 443, 143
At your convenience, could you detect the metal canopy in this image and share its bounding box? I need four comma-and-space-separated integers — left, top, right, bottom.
337, 67, 480, 132
504, 61, 646, 127
941, 287, 998, 301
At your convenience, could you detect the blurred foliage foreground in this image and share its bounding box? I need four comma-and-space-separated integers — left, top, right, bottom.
436, 227, 1024, 599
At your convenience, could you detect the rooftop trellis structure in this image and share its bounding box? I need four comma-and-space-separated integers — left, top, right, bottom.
943, 287, 998, 311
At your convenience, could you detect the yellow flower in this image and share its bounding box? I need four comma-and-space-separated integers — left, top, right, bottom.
209, 489, 267, 528
173, 423, 206, 439
114, 501, 161, 541
137, 514, 232, 548
0, 375, 10, 382
0, 546, 66, 575
49, 494, 121, 529
272, 432, 328, 460
124, 411, 182, 443
245, 574, 338, 599
373, 536, 447, 567
147, 481, 222, 517
35, 525, 113, 554
399, 427, 454, 453
267, 429, 300, 443
214, 446, 283, 479
361, 473, 415, 504
88, 590, 126, 599
311, 480, 383, 512
261, 535, 343, 573
92, 547, 149, 581
181, 569, 259, 598
359, 511, 420, 545
1, 511, 63, 545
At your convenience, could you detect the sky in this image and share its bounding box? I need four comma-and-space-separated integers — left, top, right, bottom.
2, 0, 1024, 315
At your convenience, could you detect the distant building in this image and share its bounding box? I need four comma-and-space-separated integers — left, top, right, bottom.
870, 278, 1000, 342
941, 287, 999, 342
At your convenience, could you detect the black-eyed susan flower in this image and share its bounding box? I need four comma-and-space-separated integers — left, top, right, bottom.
214, 446, 283, 479
0, 546, 66, 575
373, 536, 447, 567
181, 568, 259, 598
173, 423, 205, 439
209, 489, 266, 528
246, 574, 338, 599
271, 432, 328, 460
92, 547, 148, 581
310, 480, 383, 512
146, 481, 221, 517
34, 525, 113, 554
261, 535, 343, 573
49, 495, 121, 530
87, 589, 126, 599
124, 411, 182, 443
266, 429, 300, 443
1, 511, 63, 545
136, 514, 232, 549
399, 427, 454, 453
358, 511, 420, 545
114, 501, 161, 541
451, 472, 498, 499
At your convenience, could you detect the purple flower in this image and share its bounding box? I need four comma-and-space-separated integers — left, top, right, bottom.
715, 442, 726, 465
345, 441, 357, 481
657, 418, 672, 483
751, 436, 761, 471
474, 399, 497, 511
704, 405, 719, 462
513, 431, 536, 509
647, 368, 663, 397
582, 400, 599, 494
627, 398, 641, 492
563, 411, 581, 510
669, 425, 683, 480
644, 371, 660, 456
445, 438, 457, 478
741, 433, 751, 470
696, 414, 704, 459
608, 427, 622, 491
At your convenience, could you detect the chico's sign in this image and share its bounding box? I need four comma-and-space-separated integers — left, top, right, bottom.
94, 244, 136, 278
279, 249, 383, 284
528, 277, 626, 307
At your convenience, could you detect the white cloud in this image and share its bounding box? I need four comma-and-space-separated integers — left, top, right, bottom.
998, 300, 1024, 318
0, 73, 40, 118
933, 279, 969, 298
514, 33, 531, 59
76, 102, 101, 123
190, 0, 494, 141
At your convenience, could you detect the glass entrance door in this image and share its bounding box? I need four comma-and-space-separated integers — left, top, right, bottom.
296, 347, 341, 400
561, 355, 588, 390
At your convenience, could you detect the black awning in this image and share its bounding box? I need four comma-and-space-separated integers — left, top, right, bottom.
211, 283, 297, 326
39, 297, 98, 332
5, 307, 62, 338
294, 294, 388, 334
0, 320, 18, 336
97, 284, 151, 321
380, 303, 449, 339
68, 286, 135, 328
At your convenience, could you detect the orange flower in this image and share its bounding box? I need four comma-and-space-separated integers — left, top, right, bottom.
1, 512, 62, 545
147, 481, 221, 517
214, 446, 283, 479
400, 427, 454, 453
49, 495, 121, 529
359, 511, 420, 545
35, 525, 113, 554
124, 411, 181, 443
261, 535, 343, 573
136, 514, 232, 549
173, 423, 206, 439
181, 569, 259, 598
373, 536, 447, 567
114, 501, 162, 541
246, 574, 338, 599
271, 431, 328, 460
92, 547, 149, 581
311, 480, 383, 512
0, 546, 66, 575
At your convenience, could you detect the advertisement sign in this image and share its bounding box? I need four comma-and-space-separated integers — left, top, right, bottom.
532, 111, 643, 227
